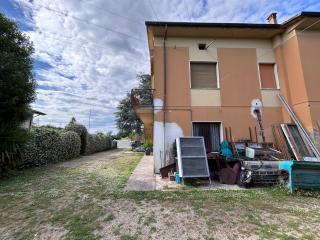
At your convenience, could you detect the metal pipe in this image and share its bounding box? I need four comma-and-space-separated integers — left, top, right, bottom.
205, 39, 216, 49
162, 24, 168, 168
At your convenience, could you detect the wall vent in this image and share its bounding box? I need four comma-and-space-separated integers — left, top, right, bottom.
198, 43, 206, 50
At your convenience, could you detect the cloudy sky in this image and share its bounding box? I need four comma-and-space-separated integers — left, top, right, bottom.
1, 0, 320, 133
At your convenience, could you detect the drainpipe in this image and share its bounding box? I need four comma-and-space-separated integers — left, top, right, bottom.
162, 24, 168, 168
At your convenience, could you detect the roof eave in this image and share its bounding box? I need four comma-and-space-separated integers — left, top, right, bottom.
145, 21, 283, 29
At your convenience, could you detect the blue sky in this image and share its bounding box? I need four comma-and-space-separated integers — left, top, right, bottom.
1, 0, 320, 133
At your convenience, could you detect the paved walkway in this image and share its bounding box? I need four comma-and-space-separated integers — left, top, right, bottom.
124, 155, 156, 191
124, 155, 244, 191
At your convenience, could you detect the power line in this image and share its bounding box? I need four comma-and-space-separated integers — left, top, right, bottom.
44, 5, 144, 41
84, 0, 145, 24
184, 1, 192, 20
15, 3, 150, 66
147, 0, 159, 21
21, 2, 145, 42
36, 88, 133, 103
31, 32, 149, 65
13, 18, 149, 65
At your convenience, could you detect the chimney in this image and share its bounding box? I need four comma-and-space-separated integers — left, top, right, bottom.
267, 12, 277, 24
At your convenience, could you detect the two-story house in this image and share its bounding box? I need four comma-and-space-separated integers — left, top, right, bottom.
134, 12, 320, 173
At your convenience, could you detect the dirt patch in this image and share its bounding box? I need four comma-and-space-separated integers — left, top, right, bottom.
58, 149, 123, 168
96, 199, 209, 240
34, 225, 68, 240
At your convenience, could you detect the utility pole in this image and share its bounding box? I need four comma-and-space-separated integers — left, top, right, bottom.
88, 108, 92, 130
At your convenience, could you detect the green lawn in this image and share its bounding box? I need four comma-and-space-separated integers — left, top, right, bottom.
1, 150, 320, 240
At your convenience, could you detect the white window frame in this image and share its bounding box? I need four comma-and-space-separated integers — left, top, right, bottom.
257, 62, 280, 90
191, 121, 224, 153
189, 61, 220, 89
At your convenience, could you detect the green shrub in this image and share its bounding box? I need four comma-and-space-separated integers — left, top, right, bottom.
85, 133, 115, 155
85, 134, 104, 155
106, 136, 112, 150
143, 139, 153, 148
22, 127, 61, 167
85, 134, 96, 155
65, 118, 88, 155
60, 131, 81, 160
21, 127, 81, 168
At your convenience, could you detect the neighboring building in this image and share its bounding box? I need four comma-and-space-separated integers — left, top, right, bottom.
22, 109, 46, 130
134, 12, 320, 173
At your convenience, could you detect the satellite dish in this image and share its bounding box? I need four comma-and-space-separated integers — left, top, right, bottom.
251, 99, 262, 109
250, 99, 262, 119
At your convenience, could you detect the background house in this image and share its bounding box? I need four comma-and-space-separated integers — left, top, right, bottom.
21, 109, 46, 131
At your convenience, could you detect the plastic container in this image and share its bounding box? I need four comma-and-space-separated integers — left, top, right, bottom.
175, 172, 181, 184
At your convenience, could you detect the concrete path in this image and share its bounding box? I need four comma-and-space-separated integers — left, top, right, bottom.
124, 155, 156, 191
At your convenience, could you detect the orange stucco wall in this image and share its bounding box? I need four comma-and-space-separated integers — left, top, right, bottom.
297, 34, 320, 131
217, 48, 262, 106
298, 34, 320, 103
153, 46, 190, 106
274, 33, 320, 133
152, 45, 284, 144
275, 35, 308, 106
153, 46, 192, 137
153, 46, 164, 102
165, 110, 192, 136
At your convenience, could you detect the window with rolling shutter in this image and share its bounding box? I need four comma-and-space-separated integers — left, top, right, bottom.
259, 63, 278, 89
190, 62, 218, 89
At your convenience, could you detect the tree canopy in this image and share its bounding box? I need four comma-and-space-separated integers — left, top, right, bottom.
0, 13, 36, 168
115, 73, 151, 138
0, 13, 36, 124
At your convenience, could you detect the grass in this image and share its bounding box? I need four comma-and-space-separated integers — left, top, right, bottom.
143, 214, 156, 226
1, 150, 320, 239
120, 234, 138, 240
104, 213, 116, 222
0, 150, 142, 239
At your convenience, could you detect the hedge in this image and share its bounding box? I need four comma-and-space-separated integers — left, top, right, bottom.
18, 121, 117, 168
60, 131, 81, 160
21, 128, 81, 168
85, 133, 113, 155
65, 121, 88, 155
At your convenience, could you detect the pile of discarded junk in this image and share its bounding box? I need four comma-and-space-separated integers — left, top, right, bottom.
160, 95, 320, 192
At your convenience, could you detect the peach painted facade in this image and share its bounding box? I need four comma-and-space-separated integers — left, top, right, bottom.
143, 12, 320, 172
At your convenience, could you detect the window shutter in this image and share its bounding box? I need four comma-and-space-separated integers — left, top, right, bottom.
191, 62, 217, 89
259, 63, 277, 89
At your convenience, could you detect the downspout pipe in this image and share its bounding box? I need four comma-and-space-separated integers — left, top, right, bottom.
162, 24, 168, 168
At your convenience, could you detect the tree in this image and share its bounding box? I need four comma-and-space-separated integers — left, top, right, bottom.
0, 13, 36, 169
115, 95, 142, 137
137, 73, 152, 105
115, 73, 151, 138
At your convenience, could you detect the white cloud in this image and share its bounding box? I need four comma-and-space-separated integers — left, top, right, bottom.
12, 0, 320, 133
